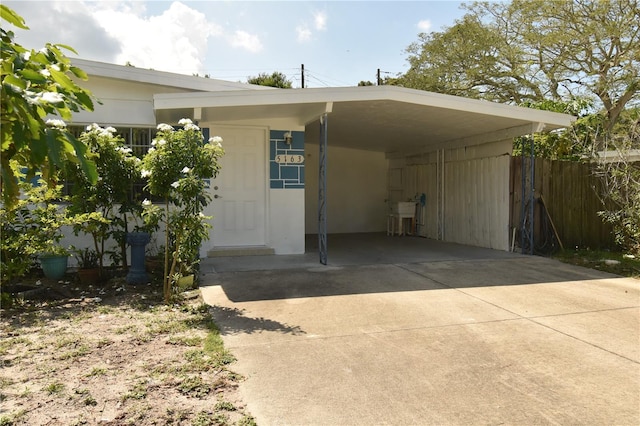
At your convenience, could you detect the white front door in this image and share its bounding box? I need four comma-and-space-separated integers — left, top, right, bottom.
206, 125, 267, 248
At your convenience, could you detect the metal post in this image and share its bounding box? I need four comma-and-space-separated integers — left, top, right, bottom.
520, 134, 535, 255
521, 151, 526, 254
318, 114, 328, 265
528, 134, 535, 254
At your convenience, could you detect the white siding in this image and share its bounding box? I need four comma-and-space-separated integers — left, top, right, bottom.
72, 76, 197, 126
400, 140, 512, 251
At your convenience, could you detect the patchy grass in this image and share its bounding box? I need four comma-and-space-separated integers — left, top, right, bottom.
554, 249, 640, 277
43, 381, 65, 395
0, 277, 253, 425
178, 375, 212, 398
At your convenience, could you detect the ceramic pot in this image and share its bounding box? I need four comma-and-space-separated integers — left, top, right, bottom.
40, 255, 68, 280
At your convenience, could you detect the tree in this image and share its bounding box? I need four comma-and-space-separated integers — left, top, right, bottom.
512, 98, 596, 159
593, 112, 640, 255
247, 71, 293, 88
141, 119, 224, 302
400, 0, 640, 133
0, 5, 97, 207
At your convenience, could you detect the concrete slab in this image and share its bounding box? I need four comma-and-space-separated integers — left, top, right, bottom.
199, 237, 640, 425
225, 320, 638, 425
200, 233, 519, 273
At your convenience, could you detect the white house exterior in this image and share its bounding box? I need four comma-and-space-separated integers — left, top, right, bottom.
66, 59, 575, 259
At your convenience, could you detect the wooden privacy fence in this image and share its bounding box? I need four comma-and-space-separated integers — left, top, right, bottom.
510, 157, 615, 252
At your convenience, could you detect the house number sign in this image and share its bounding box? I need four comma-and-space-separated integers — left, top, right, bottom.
275, 154, 304, 164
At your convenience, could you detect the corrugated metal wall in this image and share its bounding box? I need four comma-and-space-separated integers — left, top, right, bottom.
393, 140, 512, 251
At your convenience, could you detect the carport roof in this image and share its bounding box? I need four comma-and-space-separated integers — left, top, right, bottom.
154, 85, 575, 155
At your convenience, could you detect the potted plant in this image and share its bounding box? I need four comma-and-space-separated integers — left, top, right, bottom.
75, 247, 101, 284
39, 248, 70, 281
8, 179, 97, 281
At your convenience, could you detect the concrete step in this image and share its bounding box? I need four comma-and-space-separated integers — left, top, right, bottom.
207, 246, 275, 257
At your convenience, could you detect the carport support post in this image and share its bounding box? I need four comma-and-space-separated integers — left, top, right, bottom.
521, 124, 543, 255
318, 113, 328, 265
520, 135, 535, 255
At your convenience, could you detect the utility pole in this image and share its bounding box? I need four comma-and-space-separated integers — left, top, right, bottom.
377, 68, 381, 86
301, 64, 305, 88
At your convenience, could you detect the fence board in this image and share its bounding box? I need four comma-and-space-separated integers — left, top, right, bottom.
510, 157, 615, 252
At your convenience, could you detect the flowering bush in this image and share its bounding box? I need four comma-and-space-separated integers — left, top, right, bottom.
141, 119, 224, 302
66, 123, 142, 272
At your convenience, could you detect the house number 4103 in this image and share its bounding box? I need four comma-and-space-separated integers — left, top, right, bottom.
275, 154, 304, 164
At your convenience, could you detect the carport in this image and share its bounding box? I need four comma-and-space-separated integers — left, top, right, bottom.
154, 86, 574, 262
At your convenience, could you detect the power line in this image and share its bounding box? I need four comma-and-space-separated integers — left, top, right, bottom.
206, 65, 401, 88
302, 67, 353, 87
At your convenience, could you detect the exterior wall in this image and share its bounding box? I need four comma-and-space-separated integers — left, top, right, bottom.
305, 144, 389, 234
199, 126, 306, 255
268, 130, 305, 254
61, 69, 310, 257
269, 189, 305, 254
399, 139, 512, 251
72, 76, 200, 127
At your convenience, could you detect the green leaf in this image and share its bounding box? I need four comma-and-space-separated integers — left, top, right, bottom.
53, 43, 78, 55
75, 90, 94, 111
31, 130, 48, 164
31, 51, 50, 65
3, 74, 27, 91
49, 68, 76, 91
56, 105, 73, 121
67, 132, 98, 184
19, 68, 47, 84
69, 66, 88, 80
0, 5, 29, 30
45, 129, 62, 167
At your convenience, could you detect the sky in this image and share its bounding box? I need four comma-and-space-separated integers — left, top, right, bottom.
5, 1, 468, 88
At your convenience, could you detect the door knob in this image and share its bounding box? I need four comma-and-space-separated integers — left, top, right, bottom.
214, 186, 219, 190
214, 194, 222, 199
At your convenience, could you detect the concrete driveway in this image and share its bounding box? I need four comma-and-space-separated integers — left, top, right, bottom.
200, 235, 639, 425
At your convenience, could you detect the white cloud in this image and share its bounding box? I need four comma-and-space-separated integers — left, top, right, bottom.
5, 0, 121, 63
296, 25, 312, 42
314, 11, 327, 31
417, 19, 432, 32
91, 1, 217, 74
296, 10, 327, 43
229, 30, 263, 53
7, 0, 264, 76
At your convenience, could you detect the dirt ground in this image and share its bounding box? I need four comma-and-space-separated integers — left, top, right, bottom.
0, 270, 255, 426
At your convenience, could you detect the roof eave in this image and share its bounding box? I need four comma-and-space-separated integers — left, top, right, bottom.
153, 85, 576, 130
72, 58, 272, 92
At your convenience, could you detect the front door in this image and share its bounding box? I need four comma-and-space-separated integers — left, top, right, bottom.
205, 125, 267, 248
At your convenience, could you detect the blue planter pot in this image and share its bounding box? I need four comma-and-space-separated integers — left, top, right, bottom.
40, 255, 68, 280
126, 232, 151, 284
